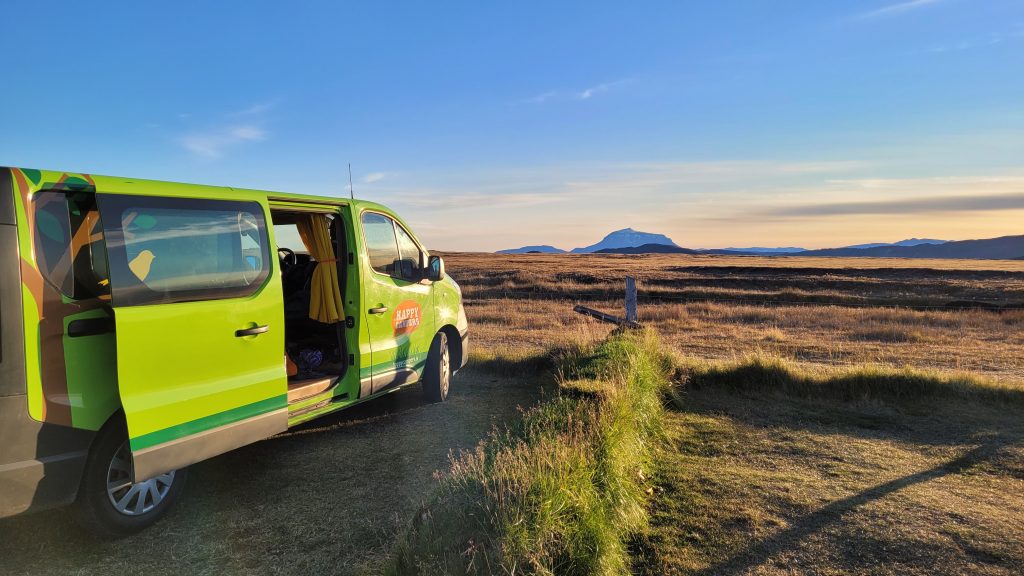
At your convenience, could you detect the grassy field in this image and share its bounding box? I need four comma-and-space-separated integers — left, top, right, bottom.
444, 252, 1024, 387
390, 330, 670, 575
636, 384, 1024, 575
2, 251, 1022, 575
447, 252, 1024, 575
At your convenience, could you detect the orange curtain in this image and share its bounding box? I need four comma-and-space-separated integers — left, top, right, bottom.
296, 214, 344, 323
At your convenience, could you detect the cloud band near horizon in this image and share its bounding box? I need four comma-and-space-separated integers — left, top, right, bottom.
761, 192, 1024, 217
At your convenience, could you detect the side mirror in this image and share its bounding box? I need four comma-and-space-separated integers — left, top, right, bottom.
427, 255, 445, 282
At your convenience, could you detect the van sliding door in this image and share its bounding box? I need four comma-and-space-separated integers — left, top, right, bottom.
97, 194, 288, 481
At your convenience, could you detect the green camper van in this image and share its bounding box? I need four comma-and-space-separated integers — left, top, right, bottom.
0, 167, 468, 536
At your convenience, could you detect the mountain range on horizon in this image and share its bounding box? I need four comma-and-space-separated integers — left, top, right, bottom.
570, 228, 680, 254
497, 228, 681, 254
840, 238, 948, 250
496, 228, 1024, 260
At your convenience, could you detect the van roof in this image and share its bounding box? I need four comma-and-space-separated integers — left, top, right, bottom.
4, 166, 395, 215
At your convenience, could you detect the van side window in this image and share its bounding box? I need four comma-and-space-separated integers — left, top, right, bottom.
394, 222, 421, 280
31, 192, 111, 300
98, 195, 271, 306
32, 193, 74, 296
362, 212, 401, 276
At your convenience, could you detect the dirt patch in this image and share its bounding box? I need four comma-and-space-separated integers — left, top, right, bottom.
0, 367, 545, 576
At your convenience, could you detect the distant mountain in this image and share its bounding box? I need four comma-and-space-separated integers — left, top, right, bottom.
571, 228, 679, 254
496, 245, 566, 254
842, 238, 948, 250
721, 246, 807, 254
596, 243, 698, 255
800, 235, 1024, 259
700, 249, 800, 256
495, 231, 1020, 260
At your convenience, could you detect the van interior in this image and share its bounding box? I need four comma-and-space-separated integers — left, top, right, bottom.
270, 209, 349, 404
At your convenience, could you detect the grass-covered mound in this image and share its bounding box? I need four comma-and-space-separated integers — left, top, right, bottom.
673, 351, 1024, 406
389, 330, 671, 575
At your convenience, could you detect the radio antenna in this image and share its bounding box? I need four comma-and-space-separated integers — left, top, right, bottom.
348, 163, 355, 200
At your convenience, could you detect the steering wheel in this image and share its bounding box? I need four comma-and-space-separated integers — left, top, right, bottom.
278, 247, 297, 271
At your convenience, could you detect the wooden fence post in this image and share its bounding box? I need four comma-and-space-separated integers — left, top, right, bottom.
625, 276, 638, 324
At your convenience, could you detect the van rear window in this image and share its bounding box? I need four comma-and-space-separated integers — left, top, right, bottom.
31, 192, 111, 301
98, 195, 271, 306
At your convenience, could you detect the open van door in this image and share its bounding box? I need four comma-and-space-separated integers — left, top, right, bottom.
97, 193, 288, 481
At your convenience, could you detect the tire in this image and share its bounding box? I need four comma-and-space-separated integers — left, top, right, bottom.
422, 331, 452, 403
75, 417, 187, 538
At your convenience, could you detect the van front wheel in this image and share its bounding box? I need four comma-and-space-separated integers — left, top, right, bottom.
75, 419, 187, 538
422, 331, 451, 403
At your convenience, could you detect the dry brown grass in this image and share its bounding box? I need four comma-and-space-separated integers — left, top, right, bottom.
445, 252, 1024, 575
446, 252, 1024, 388
442, 251, 1024, 308
634, 389, 1024, 575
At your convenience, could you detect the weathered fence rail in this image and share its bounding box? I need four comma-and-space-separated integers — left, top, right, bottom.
573, 276, 643, 328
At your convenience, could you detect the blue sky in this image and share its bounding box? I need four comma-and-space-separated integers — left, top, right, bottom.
2, 0, 1023, 251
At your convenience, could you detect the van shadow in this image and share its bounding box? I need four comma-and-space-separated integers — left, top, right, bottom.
691, 439, 1017, 576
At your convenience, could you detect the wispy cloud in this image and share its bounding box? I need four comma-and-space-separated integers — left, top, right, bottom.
370, 160, 869, 224
178, 101, 274, 158
179, 125, 267, 158
577, 81, 619, 100
362, 172, 387, 183
387, 191, 561, 210
926, 40, 977, 53
855, 0, 944, 19
368, 161, 1024, 251
924, 28, 1024, 54
518, 79, 631, 105
230, 102, 275, 116
762, 192, 1024, 217
522, 91, 557, 104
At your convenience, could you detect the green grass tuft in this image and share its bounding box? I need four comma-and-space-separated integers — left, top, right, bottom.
388, 329, 671, 575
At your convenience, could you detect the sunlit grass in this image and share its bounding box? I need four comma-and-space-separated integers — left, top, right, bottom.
389, 330, 671, 575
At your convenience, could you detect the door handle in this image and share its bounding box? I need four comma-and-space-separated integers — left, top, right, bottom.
235, 325, 269, 337
368, 306, 389, 315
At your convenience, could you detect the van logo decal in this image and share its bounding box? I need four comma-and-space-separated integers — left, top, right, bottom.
392, 300, 422, 336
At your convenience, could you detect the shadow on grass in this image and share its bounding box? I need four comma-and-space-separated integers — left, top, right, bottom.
468, 352, 554, 379
287, 358, 553, 437
694, 438, 1019, 576
645, 361, 1024, 574
679, 356, 1024, 407
0, 366, 548, 576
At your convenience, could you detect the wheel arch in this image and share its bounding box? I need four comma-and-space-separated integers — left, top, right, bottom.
438, 324, 465, 372
438, 323, 458, 352
82, 408, 127, 466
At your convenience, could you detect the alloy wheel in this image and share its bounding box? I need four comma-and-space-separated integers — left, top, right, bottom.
106, 442, 175, 516
440, 343, 451, 397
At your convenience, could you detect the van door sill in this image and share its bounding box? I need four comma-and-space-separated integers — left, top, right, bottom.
287, 376, 339, 403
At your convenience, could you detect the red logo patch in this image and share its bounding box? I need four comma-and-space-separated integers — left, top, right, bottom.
392, 300, 422, 336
